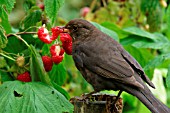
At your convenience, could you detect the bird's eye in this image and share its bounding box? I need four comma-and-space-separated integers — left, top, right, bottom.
72, 25, 78, 31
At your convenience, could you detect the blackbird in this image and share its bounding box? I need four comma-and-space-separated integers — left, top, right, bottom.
64, 19, 170, 113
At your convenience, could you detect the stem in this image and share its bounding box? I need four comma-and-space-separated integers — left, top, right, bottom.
8, 34, 30, 48
6, 32, 37, 37
0, 53, 15, 61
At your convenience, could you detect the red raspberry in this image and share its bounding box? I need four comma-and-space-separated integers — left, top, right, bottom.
51, 27, 63, 40
59, 48, 65, 56
37, 27, 52, 44
60, 33, 72, 44
50, 44, 61, 56
80, 7, 90, 17
42, 56, 53, 72
17, 72, 31, 82
38, 4, 44, 11
52, 55, 64, 64
63, 42, 72, 55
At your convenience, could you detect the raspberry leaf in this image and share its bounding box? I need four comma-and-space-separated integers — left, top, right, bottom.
0, 6, 11, 33
29, 45, 51, 84
44, 0, 64, 24
0, 81, 73, 113
20, 6, 42, 30
49, 62, 66, 86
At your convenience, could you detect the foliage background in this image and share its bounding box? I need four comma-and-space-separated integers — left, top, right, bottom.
0, 0, 170, 113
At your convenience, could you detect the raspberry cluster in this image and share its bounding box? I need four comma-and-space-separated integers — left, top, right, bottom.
37, 26, 72, 72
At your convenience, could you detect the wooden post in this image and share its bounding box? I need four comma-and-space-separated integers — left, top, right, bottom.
70, 93, 123, 113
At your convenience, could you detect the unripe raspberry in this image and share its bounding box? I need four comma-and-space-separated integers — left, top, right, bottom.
16, 56, 25, 67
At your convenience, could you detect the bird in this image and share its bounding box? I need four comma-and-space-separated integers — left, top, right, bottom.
64, 18, 170, 113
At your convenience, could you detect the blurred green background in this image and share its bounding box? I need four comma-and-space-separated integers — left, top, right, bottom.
1, 0, 170, 113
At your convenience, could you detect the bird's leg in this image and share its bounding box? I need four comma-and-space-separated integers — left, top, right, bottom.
114, 90, 123, 104
111, 90, 123, 113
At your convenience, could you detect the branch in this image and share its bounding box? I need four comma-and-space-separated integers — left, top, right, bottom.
6, 32, 37, 38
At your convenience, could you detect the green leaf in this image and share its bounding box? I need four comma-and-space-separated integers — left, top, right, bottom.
91, 22, 119, 42
4, 35, 27, 54
101, 22, 128, 39
49, 62, 67, 86
52, 82, 70, 99
0, 81, 73, 113
0, 26, 8, 48
0, 0, 15, 13
0, 56, 7, 68
120, 32, 169, 49
144, 53, 170, 71
0, 6, 11, 33
0, 71, 13, 82
123, 27, 155, 40
166, 65, 170, 88
20, 6, 42, 30
29, 45, 51, 85
44, 0, 65, 24
150, 69, 167, 103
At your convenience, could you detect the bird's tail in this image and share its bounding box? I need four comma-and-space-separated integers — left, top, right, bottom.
124, 84, 170, 113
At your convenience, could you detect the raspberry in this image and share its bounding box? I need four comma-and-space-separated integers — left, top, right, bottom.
16, 56, 25, 67
63, 42, 72, 55
50, 44, 61, 56
60, 33, 72, 44
59, 48, 65, 56
51, 27, 63, 40
80, 7, 90, 17
52, 55, 64, 64
17, 72, 31, 82
38, 3, 44, 11
37, 27, 52, 44
42, 56, 53, 72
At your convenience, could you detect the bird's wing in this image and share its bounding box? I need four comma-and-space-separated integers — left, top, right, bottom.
77, 42, 144, 89
120, 49, 155, 88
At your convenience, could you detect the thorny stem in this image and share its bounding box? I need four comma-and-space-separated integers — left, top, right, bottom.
0, 53, 15, 61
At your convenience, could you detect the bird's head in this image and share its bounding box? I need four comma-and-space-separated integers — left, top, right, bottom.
64, 19, 95, 41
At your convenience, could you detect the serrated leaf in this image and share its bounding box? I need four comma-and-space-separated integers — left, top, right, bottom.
123, 27, 155, 40
20, 6, 42, 30
52, 82, 70, 99
0, 26, 8, 48
44, 0, 65, 24
0, 6, 11, 33
0, 81, 73, 113
101, 22, 128, 39
120, 31, 169, 49
166, 65, 170, 88
144, 53, 170, 71
29, 45, 51, 85
0, 0, 15, 13
91, 22, 119, 42
49, 62, 67, 86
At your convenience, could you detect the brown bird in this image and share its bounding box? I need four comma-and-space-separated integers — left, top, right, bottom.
64, 19, 170, 113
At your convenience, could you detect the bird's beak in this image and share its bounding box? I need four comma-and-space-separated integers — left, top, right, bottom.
63, 28, 70, 33
59, 26, 70, 33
